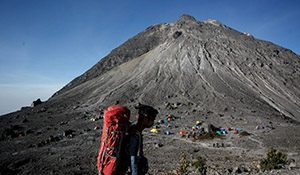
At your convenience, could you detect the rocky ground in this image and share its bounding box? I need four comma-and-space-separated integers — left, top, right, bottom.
0, 100, 299, 175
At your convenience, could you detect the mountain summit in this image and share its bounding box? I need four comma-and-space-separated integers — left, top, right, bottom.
177, 14, 198, 23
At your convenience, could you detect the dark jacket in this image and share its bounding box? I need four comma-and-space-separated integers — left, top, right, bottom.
119, 125, 147, 175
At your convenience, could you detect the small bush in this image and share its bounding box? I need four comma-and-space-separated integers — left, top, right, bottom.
177, 154, 189, 174
192, 156, 207, 175
165, 154, 207, 175
260, 148, 287, 170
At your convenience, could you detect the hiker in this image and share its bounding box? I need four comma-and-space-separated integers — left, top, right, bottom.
97, 104, 158, 175
124, 104, 158, 175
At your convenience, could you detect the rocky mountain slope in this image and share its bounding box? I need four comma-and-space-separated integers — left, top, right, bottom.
1, 15, 299, 175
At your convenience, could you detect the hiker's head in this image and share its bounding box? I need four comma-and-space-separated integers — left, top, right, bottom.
135, 103, 158, 128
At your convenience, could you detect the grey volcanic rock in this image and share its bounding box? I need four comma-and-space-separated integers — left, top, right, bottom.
1, 15, 300, 175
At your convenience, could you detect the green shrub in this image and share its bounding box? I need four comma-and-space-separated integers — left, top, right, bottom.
260, 148, 287, 170
165, 154, 207, 175
192, 156, 207, 175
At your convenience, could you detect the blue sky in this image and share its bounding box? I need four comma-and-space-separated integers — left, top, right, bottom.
0, 0, 299, 115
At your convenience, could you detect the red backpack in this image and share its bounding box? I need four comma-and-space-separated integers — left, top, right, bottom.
97, 105, 130, 175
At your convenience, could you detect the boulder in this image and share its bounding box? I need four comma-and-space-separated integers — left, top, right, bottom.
31, 98, 43, 107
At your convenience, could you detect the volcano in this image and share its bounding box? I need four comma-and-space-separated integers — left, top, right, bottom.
52, 15, 300, 122
1, 15, 300, 175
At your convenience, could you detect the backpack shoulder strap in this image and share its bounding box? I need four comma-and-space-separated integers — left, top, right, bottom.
137, 132, 143, 157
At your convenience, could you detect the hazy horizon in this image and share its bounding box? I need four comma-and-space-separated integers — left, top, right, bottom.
0, 84, 63, 115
